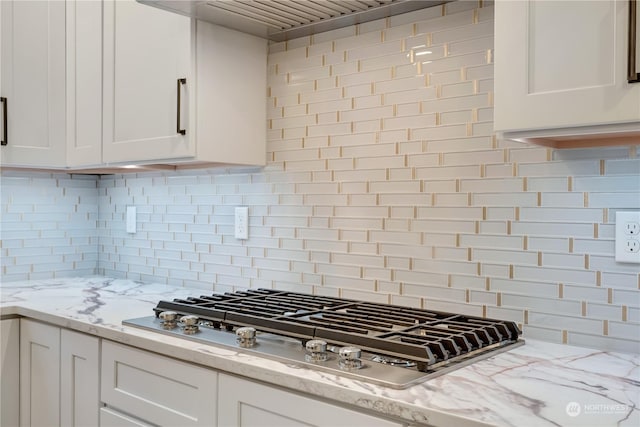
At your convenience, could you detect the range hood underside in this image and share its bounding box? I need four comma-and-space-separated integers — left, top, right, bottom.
138, 0, 450, 42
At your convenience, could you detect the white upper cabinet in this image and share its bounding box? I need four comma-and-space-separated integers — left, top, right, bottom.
494, 0, 640, 143
102, 0, 267, 167
102, 0, 192, 164
1, 0, 266, 170
0, 0, 67, 167
66, 1, 104, 167
0, 0, 102, 168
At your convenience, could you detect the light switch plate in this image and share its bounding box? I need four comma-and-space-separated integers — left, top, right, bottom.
126, 206, 136, 234
235, 207, 249, 240
615, 211, 640, 263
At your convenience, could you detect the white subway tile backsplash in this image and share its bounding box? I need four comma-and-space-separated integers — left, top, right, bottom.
513, 265, 597, 286
563, 284, 607, 303
460, 234, 523, 250
448, 36, 494, 56
433, 192, 468, 206
502, 293, 582, 316
490, 277, 558, 298
552, 146, 630, 161
519, 207, 603, 222
605, 158, 640, 174
370, 180, 421, 193
589, 192, 640, 208
416, 164, 481, 179
431, 19, 494, 45
540, 252, 586, 269
339, 68, 392, 86
574, 175, 640, 192
608, 321, 640, 341
389, 5, 442, 27
518, 160, 601, 177
439, 109, 473, 125
572, 238, 613, 256
416, 8, 475, 33
423, 52, 489, 75
2, 4, 637, 355
590, 254, 640, 275
478, 220, 508, 233
473, 192, 538, 207
529, 312, 602, 335
511, 221, 595, 238
385, 114, 437, 130
460, 177, 523, 192
383, 87, 438, 104
613, 289, 640, 307
473, 248, 538, 265
601, 272, 639, 290
440, 81, 475, 98
567, 332, 639, 354
586, 302, 622, 321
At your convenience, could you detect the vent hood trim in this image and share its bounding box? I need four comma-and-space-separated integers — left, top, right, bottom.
138, 0, 450, 42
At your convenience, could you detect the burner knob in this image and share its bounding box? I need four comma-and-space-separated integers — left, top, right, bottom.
180, 315, 200, 335
305, 340, 328, 363
338, 346, 363, 370
236, 327, 257, 348
159, 311, 178, 330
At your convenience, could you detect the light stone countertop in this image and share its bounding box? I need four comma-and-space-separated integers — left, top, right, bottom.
1, 277, 638, 427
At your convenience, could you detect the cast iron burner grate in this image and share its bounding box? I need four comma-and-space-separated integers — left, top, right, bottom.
151, 288, 521, 371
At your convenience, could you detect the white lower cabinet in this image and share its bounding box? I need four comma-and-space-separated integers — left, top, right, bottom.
19, 319, 100, 427
100, 407, 154, 427
61, 327, 100, 426
217, 374, 405, 427
1, 318, 20, 427
100, 341, 218, 427
15, 323, 408, 427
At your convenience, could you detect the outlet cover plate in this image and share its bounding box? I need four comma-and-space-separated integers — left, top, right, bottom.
235, 207, 249, 240
126, 206, 136, 234
615, 211, 640, 263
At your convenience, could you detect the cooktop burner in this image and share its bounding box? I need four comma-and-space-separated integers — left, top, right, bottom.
123, 288, 523, 389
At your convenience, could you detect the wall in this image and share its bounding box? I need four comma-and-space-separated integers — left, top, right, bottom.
0, 171, 98, 281
2, 2, 639, 353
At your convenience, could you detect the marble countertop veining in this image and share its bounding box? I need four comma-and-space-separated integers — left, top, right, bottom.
1, 277, 638, 427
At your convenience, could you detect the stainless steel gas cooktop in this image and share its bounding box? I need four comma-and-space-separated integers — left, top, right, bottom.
124, 288, 523, 389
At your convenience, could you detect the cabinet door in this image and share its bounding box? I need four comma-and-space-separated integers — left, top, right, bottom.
1, 319, 19, 427
218, 374, 404, 427
102, 0, 193, 164
0, 0, 66, 167
101, 341, 217, 427
195, 21, 267, 166
61, 329, 100, 427
66, 0, 103, 167
20, 319, 61, 427
494, 0, 640, 133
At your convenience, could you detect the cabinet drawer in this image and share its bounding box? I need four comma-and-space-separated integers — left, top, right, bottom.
100, 407, 153, 427
218, 374, 405, 427
101, 341, 217, 427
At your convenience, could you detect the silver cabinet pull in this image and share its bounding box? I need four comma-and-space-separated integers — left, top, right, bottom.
176, 78, 187, 134
1, 97, 7, 146
629, 0, 640, 83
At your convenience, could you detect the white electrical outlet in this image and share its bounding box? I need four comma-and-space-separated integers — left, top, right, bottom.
234, 207, 249, 240
126, 206, 136, 234
615, 211, 640, 263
